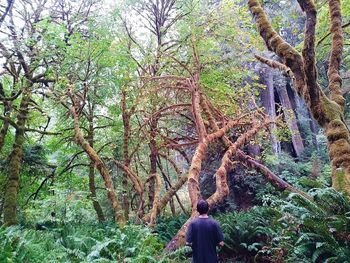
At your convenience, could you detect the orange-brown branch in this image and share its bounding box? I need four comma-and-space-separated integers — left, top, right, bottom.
113, 159, 144, 196
236, 149, 311, 200
149, 173, 162, 225
70, 105, 124, 225
207, 118, 274, 207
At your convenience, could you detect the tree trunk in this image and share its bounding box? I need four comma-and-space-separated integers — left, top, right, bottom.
169, 197, 176, 216
276, 78, 305, 157
249, 0, 350, 195
325, 117, 350, 192
165, 160, 176, 216
122, 170, 130, 220
112, 159, 144, 220
149, 173, 161, 225
71, 105, 124, 225
158, 159, 174, 215
121, 91, 130, 220
0, 83, 11, 152
0, 92, 11, 220
166, 114, 253, 250
148, 117, 158, 210
3, 88, 31, 225
260, 68, 280, 156
87, 102, 105, 222
88, 162, 105, 222
0, 120, 9, 151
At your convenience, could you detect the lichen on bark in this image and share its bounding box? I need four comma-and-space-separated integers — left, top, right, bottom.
3, 87, 31, 225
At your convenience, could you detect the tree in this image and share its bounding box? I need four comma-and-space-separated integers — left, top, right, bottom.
0, 0, 99, 225
1, 0, 56, 225
249, 0, 350, 195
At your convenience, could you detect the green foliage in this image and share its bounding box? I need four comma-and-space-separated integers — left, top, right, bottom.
211, 189, 350, 262
261, 152, 331, 193
0, 223, 165, 263
155, 214, 188, 243
215, 206, 281, 261
279, 189, 350, 262
22, 186, 100, 224
0, 0, 349, 262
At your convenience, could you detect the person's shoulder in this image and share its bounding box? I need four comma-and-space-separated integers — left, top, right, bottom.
208, 217, 220, 226
189, 217, 199, 226
191, 218, 201, 224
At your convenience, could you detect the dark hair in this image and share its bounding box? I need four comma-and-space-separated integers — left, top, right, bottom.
197, 200, 209, 215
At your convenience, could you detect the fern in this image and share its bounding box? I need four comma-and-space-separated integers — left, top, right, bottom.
280, 188, 350, 262
0, 222, 166, 263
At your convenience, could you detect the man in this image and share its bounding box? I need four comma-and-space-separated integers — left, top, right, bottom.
186, 200, 224, 263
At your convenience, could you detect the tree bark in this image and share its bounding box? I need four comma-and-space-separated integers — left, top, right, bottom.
260, 67, 280, 156
148, 117, 158, 210
0, 83, 11, 152
276, 78, 305, 157
3, 88, 31, 225
112, 159, 144, 220
121, 91, 130, 220
164, 160, 176, 216
149, 173, 161, 225
87, 100, 105, 222
88, 162, 105, 222
0, 119, 10, 151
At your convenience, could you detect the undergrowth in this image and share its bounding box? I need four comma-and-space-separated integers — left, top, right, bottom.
0, 222, 189, 263
214, 188, 350, 263
1, 188, 349, 263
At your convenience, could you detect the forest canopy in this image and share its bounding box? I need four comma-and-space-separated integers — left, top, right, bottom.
0, 0, 350, 262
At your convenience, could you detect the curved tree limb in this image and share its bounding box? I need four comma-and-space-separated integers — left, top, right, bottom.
236, 149, 312, 200
248, 0, 309, 106
70, 103, 124, 225
254, 54, 294, 79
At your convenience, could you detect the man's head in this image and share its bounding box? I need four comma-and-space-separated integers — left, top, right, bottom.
197, 199, 209, 215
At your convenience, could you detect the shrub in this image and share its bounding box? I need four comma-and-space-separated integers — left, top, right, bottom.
279, 188, 350, 262
215, 206, 281, 262
0, 222, 165, 263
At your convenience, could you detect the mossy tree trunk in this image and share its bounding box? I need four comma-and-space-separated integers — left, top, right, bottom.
3, 87, 31, 225
70, 103, 124, 225
249, 0, 350, 195
148, 117, 158, 210
0, 83, 11, 152
121, 90, 130, 220
87, 102, 105, 222
113, 159, 144, 219
88, 162, 105, 222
